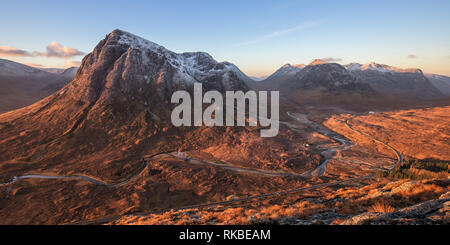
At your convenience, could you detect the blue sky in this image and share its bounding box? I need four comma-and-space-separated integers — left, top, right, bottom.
1, 0, 450, 76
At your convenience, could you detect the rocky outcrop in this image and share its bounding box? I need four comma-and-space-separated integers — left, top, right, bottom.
342, 191, 449, 225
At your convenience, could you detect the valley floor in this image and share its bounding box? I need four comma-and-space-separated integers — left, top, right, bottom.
0, 105, 448, 225
108, 106, 450, 225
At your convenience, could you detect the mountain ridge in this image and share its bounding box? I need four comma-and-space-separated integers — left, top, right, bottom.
258, 60, 446, 102
0, 59, 76, 113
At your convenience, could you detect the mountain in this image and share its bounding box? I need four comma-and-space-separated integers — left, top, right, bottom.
257, 60, 447, 110
0, 29, 254, 156
249, 76, 268, 82
0, 30, 321, 224
308, 59, 328, 66
345, 62, 422, 73
0, 59, 76, 113
345, 62, 444, 100
259, 59, 370, 91
40, 68, 66, 74
41, 67, 79, 78
293, 60, 371, 91
425, 73, 450, 96
260, 63, 305, 85
50, 29, 251, 128
257, 60, 376, 110
0, 29, 257, 173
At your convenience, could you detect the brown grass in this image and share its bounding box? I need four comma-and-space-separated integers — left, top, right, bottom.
325, 106, 450, 161
110, 179, 448, 225
368, 200, 395, 213
396, 183, 445, 202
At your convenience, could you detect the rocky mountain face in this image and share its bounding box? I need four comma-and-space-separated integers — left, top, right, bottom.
0, 30, 262, 177
0, 59, 76, 113
58, 29, 250, 123
1, 29, 252, 135
345, 62, 444, 100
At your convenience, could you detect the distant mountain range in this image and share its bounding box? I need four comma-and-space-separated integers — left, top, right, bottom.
256, 59, 447, 108
0, 59, 78, 113
1, 37, 450, 115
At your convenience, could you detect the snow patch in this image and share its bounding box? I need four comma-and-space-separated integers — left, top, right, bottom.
115, 31, 252, 86
345, 62, 422, 74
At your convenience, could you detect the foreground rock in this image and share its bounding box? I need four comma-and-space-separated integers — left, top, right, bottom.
342, 191, 449, 225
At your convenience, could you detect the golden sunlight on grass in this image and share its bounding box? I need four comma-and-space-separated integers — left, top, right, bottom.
368, 200, 395, 213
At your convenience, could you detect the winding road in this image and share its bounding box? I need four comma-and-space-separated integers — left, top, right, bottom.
345, 118, 403, 167
72, 112, 403, 225
0, 111, 403, 225
0, 152, 159, 188
0, 112, 352, 187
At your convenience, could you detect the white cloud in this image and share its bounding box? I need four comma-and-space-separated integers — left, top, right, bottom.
321, 57, 343, 62
34, 42, 84, 58
0, 43, 84, 59
0, 46, 33, 57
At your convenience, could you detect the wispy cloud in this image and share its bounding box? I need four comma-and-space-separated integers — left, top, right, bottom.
321, 57, 343, 63
0, 46, 33, 57
407, 54, 417, 59
0, 42, 84, 59
234, 21, 319, 47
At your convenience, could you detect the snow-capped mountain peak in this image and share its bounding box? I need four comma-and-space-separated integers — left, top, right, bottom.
344, 63, 363, 71
269, 63, 305, 78
345, 62, 422, 74
308, 59, 328, 66
110, 29, 253, 87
